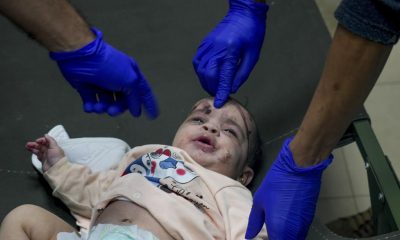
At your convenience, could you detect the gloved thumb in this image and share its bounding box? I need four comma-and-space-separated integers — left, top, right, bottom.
245, 205, 266, 239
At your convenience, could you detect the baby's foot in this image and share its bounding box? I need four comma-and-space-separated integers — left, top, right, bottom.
26, 135, 65, 172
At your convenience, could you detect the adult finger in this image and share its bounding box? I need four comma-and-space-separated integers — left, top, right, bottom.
203, 57, 220, 95
202, 46, 230, 95
245, 205, 266, 239
197, 52, 214, 95
93, 91, 114, 114
198, 47, 227, 95
136, 70, 159, 119
107, 92, 127, 116
214, 55, 238, 108
75, 86, 98, 113
124, 61, 147, 117
231, 51, 258, 93
125, 88, 142, 117
193, 40, 213, 70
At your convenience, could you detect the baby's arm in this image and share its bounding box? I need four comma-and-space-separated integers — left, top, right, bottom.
43, 158, 120, 218
26, 135, 123, 218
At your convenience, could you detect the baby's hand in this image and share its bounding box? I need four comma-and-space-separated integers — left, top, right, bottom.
25, 135, 65, 172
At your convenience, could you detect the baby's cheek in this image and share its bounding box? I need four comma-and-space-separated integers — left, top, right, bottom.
220, 149, 232, 164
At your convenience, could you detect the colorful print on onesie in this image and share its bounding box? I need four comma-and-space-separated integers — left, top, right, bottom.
121, 147, 198, 185
121, 147, 211, 211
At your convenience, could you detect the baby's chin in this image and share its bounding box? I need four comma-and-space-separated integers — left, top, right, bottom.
183, 147, 216, 167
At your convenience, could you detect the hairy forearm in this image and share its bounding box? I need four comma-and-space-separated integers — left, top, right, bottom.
0, 0, 95, 51
290, 25, 392, 167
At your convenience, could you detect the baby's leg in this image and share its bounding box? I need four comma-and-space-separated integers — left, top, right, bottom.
0, 204, 76, 240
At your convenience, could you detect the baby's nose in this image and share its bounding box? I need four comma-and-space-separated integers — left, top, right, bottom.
202, 125, 218, 134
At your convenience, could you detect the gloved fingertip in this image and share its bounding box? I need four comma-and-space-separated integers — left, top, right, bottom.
245, 223, 261, 239
130, 110, 141, 117
83, 103, 95, 113
245, 231, 256, 239
128, 105, 141, 117
126, 97, 141, 117
146, 107, 159, 120
192, 58, 200, 70
231, 84, 240, 93
139, 89, 159, 120
141, 100, 159, 119
214, 92, 229, 109
245, 205, 265, 239
107, 106, 124, 117
213, 99, 224, 109
94, 103, 107, 113
143, 97, 159, 120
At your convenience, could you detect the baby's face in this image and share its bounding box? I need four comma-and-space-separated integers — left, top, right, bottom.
172, 98, 253, 180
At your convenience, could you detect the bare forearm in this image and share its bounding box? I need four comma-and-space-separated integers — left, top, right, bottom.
290, 25, 392, 167
0, 0, 95, 51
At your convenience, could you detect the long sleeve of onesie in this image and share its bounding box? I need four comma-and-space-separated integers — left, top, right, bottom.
216, 186, 268, 240
335, 0, 400, 44
43, 157, 124, 218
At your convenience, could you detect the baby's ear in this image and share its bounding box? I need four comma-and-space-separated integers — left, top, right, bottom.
239, 166, 254, 186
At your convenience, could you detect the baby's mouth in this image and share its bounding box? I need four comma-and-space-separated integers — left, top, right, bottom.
193, 136, 215, 153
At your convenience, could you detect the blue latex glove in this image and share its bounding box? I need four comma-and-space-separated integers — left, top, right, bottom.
193, 0, 268, 108
246, 137, 333, 240
50, 28, 158, 118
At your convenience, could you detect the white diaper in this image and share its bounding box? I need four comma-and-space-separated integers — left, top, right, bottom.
57, 224, 159, 240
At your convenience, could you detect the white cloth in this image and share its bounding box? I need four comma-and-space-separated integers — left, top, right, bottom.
32, 125, 130, 173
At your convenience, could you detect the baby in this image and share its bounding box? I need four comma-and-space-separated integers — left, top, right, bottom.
0, 97, 267, 240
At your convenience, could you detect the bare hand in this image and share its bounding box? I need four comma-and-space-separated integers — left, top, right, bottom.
25, 135, 65, 172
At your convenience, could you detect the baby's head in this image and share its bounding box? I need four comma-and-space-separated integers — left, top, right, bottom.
173, 97, 261, 186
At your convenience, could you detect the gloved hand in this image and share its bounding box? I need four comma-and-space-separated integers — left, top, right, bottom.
193, 0, 268, 108
50, 28, 158, 118
246, 137, 333, 240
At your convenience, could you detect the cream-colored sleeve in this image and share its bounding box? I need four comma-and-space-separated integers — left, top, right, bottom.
43, 156, 127, 218
215, 186, 268, 240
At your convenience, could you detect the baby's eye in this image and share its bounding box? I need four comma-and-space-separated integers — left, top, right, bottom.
224, 129, 238, 138
191, 117, 204, 124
